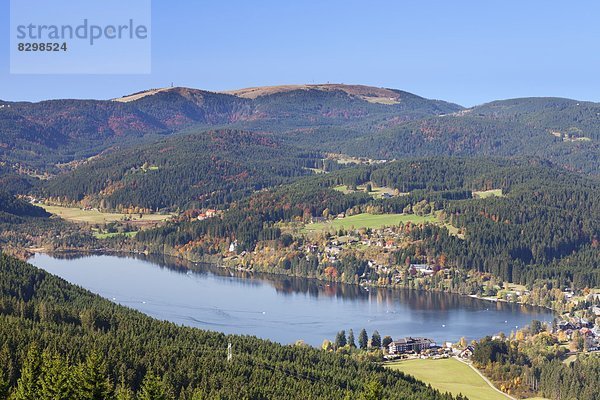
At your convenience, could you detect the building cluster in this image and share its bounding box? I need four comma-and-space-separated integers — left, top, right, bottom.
300, 227, 450, 281
196, 209, 219, 221
555, 312, 600, 351
387, 337, 434, 354
384, 336, 476, 361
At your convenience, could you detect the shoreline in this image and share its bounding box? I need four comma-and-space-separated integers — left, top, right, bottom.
28, 249, 556, 351
30, 247, 558, 317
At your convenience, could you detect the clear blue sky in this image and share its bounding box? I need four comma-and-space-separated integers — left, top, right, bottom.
2, 0, 600, 106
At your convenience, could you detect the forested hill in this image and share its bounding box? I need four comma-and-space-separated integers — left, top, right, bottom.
471, 97, 600, 141
137, 157, 599, 289
0, 254, 462, 400
0, 192, 49, 220
40, 129, 324, 211
3, 84, 600, 181
0, 84, 460, 171
333, 106, 600, 175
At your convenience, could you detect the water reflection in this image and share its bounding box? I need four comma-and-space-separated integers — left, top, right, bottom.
31, 252, 554, 346
45, 251, 546, 314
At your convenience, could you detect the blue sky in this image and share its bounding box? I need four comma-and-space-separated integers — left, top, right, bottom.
1, 0, 600, 106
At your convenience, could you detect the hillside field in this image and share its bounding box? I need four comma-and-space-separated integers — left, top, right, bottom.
40, 204, 172, 225
387, 358, 510, 400
304, 212, 436, 232
333, 183, 399, 199
472, 189, 503, 198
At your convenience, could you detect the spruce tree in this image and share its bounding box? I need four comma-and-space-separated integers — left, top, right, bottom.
335, 330, 347, 348
73, 351, 113, 400
347, 329, 356, 348
137, 371, 173, 400
13, 344, 41, 400
114, 385, 135, 400
358, 329, 368, 350
114, 376, 134, 400
371, 331, 381, 349
190, 389, 204, 400
0, 368, 9, 400
39, 352, 73, 400
360, 380, 383, 400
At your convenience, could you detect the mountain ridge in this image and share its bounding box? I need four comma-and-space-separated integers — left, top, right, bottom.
0, 83, 461, 170
1, 84, 599, 182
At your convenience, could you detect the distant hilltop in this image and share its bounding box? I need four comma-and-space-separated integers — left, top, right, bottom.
111, 83, 450, 105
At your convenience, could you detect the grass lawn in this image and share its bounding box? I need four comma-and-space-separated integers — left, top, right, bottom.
304, 213, 436, 232
473, 189, 503, 199
387, 358, 510, 400
41, 204, 172, 224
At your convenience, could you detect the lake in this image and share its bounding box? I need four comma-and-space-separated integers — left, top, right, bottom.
29, 253, 554, 347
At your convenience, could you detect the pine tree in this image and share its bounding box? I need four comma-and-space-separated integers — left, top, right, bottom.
39, 352, 73, 400
13, 344, 42, 400
73, 351, 113, 400
137, 371, 173, 400
358, 329, 368, 350
348, 329, 356, 348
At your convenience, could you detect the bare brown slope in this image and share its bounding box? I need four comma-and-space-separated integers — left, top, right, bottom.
224, 83, 406, 104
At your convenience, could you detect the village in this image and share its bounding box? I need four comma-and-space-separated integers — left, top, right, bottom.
376, 292, 600, 364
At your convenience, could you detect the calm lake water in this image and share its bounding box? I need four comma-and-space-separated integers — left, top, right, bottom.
30, 253, 554, 346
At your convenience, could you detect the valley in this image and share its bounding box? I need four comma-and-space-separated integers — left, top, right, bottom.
0, 83, 598, 400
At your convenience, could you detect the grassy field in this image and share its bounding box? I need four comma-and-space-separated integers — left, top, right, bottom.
333, 184, 353, 193
473, 189, 503, 199
304, 213, 436, 232
92, 231, 138, 239
41, 205, 172, 225
387, 358, 510, 400
333, 182, 399, 199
